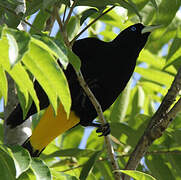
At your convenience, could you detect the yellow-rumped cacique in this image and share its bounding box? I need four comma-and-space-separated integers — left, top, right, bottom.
6, 23, 158, 157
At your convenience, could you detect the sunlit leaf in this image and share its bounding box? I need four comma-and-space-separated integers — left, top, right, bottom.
5, 28, 30, 66
31, 159, 51, 180
110, 79, 131, 122
0, 145, 16, 180
145, 155, 175, 180
165, 27, 181, 69
43, 148, 95, 159
8, 145, 31, 178
79, 151, 101, 180
23, 41, 71, 116
135, 67, 174, 87
80, 8, 98, 26
0, 66, 7, 105
29, 10, 50, 35
120, 170, 156, 180
32, 35, 69, 69
67, 16, 80, 41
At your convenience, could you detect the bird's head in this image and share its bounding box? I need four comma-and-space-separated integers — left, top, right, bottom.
113, 23, 161, 52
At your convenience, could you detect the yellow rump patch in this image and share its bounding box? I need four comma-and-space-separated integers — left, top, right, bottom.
30, 103, 80, 151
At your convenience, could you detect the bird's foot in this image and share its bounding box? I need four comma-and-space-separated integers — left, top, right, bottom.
92, 123, 110, 137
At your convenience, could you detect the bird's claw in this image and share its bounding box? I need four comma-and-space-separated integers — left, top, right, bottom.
96, 123, 110, 137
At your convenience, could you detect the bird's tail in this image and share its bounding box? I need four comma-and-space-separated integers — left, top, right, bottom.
22, 103, 80, 157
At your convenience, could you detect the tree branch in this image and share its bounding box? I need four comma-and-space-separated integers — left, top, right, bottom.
123, 66, 181, 180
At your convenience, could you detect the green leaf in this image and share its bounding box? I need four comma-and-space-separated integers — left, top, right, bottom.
98, 10, 128, 29
62, 125, 84, 149
29, 10, 50, 35
126, 0, 142, 21
23, 41, 71, 116
150, 0, 157, 9
43, 148, 96, 159
18, 168, 37, 180
126, 87, 143, 125
138, 50, 177, 75
0, 28, 39, 112
10, 63, 40, 115
110, 79, 131, 122
167, 154, 181, 178
80, 8, 98, 26
135, 67, 174, 87
5, 28, 31, 66
138, 50, 165, 70
54, 32, 81, 70
42, 0, 58, 9
154, 0, 181, 26
0, 145, 16, 180
165, 28, 181, 69
0, 65, 8, 105
51, 171, 78, 180
67, 16, 80, 41
8, 145, 31, 178
67, 48, 81, 72
16, 84, 33, 119
86, 129, 104, 150
140, 80, 166, 96
137, 85, 144, 109
3, 11, 20, 28
145, 155, 175, 180
26, 0, 43, 16
31, 159, 51, 180
120, 170, 156, 180
76, 0, 142, 20
75, 0, 116, 7
79, 151, 101, 180
110, 122, 136, 146
0, 112, 4, 119
32, 35, 69, 69
96, 161, 114, 180
128, 0, 149, 14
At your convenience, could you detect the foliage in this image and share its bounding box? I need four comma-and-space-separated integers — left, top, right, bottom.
0, 0, 181, 179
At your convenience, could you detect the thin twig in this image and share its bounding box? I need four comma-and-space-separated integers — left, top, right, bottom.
63, 0, 77, 30
76, 72, 121, 180
54, 7, 64, 32
70, 5, 116, 46
55, 5, 121, 180
62, 5, 67, 23
54, 7, 70, 47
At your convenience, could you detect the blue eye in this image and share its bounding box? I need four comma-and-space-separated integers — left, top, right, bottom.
130, 26, 137, 31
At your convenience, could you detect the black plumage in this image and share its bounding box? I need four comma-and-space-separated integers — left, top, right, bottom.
7, 23, 151, 137
69, 23, 150, 128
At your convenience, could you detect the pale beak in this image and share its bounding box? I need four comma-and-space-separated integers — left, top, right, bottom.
141, 25, 163, 34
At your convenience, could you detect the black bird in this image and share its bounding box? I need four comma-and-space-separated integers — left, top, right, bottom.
6, 23, 156, 157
